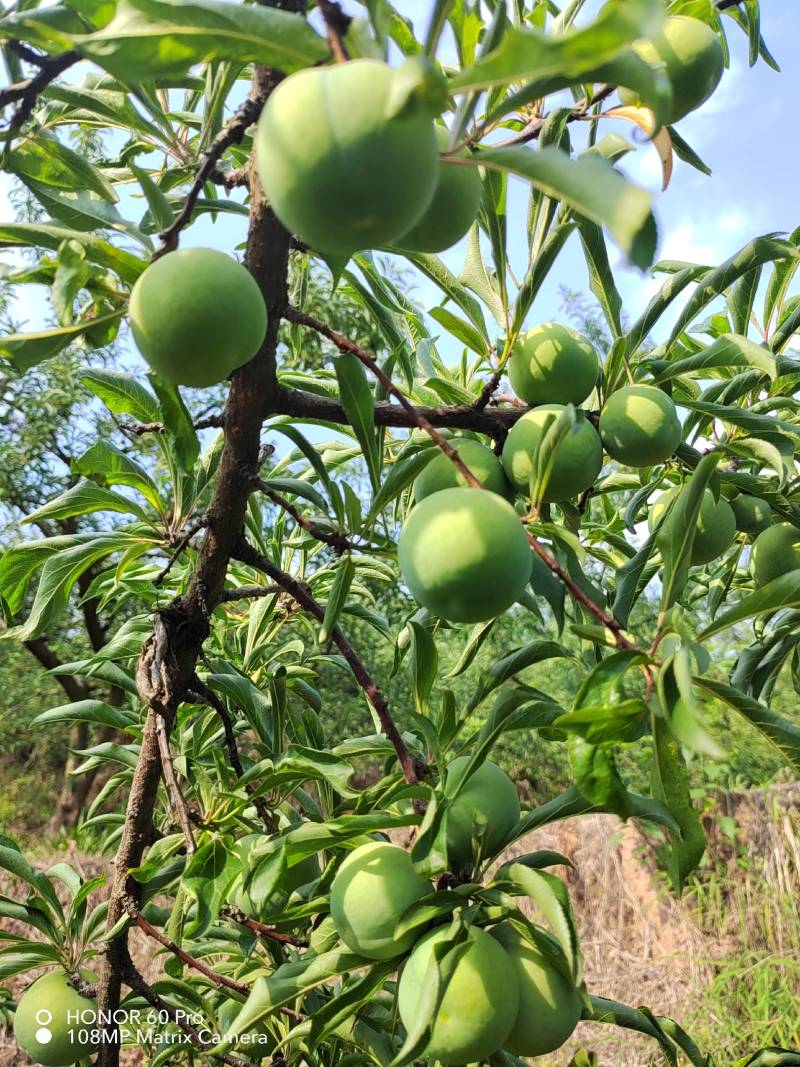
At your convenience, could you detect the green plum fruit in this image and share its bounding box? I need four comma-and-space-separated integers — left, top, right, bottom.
255, 59, 440, 255
392, 128, 482, 253
398, 925, 519, 1065
129, 248, 267, 388
649, 487, 736, 565
599, 385, 681, 468
750, 524, 800, 588
398, 487, 531, 623
731, 494, 772, 538
14, 970, 96, 1067
501, 406, 603, 502
445, 756, 520, 871
413, 438, 512, 503
619, 16, 725, 123
491, 923, 582, 1057
330, 841, 430, 959
508, 323, 599, 407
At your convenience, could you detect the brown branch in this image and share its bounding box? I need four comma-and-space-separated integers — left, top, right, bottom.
124, 960, 251, 1067
234, 540, 422, 785
124, 895, 248, 994
0, 50, 79, 137
492, 85, 616, 148
716, 0, 743, 8
257, 479, 355, 553
118, 414, 224, 436
154, 515, 208, 586
473, 369, 505, 411
221, 905, 308, 947
188, 676, 278, 832
154, 712, 196, 854
217, 583, 282, 603
154, 92, 268, 258
317, 0, 351, 63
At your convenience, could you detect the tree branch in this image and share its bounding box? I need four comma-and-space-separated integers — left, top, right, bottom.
217, 583, 282, 603
221, 905, 308, 947
257, 479, 356, 553
317, 0, 351, 63
234, 540, 422, 785
0, 50, 79, 137
154, 515, 209, 586
154, 712, 196, 854
153, 91, 268, 258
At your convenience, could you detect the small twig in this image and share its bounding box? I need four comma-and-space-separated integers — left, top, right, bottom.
218, 584, 282, 603
124, 896, 248, 994
473, 369, 505, 412
155, 516, 209, 586
154, 713, 196, 854
0, 50, 79, 138
188, 676, 278, 832
124, 961, 250, 1067
716, 0, 743, 8
66, 971, 97, 999
7, 40, 49, 66
118, 414, 224, 436
317, 0, 351, 63
235, 540, 423, 786
257, 480, 355, 553
154, 92, 268, 258
492, 85, 616, 149
208, 165, 250, 189
221, 905, 308, 947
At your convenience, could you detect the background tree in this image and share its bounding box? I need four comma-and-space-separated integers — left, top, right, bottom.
1, 2, 799, 1067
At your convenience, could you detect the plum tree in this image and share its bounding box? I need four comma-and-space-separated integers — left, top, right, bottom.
129, 248, 267, 388
502, 406, 603, 501
444, 757, 521, 871
650, 487, 736, 565
13, 970, 96, 1067
413, 438, 512, 502
256, 59, 441, 255
599, 385, 681, 468
398, 487, 532, 622
619, 16, 725, 123
397, 925, 519, 1065
391, 127, 482, 253
750, 524, 800, 588
731, 494, 772, 538
491, 923, 583, 1057
329, 841, 430, 959
508, 323, 599, 407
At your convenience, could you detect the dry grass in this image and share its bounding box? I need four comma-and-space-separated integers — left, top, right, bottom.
2, 787, 800, 1066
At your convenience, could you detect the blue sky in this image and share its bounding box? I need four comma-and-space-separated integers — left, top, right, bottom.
1, 2, 796, 366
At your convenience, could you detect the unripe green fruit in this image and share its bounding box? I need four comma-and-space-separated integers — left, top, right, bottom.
14, 970, 96, 1067
255, 59, 439, 255
508, 323, 599, 407
491, 923, 582, 1056
599, 385, 681, 468
413, 439, 512, 503
398, 925, 519, 1065
398, 487, 532, 623
750, 524, 800, 588
619, 16, 724, 123
392, 128, 482, 253
731, 494, 772, 538
445, 757, 520, 871
501, 406, 603, 502
330, 841, 430, 959
649, 487, 736, 565
129, 248, 266, 388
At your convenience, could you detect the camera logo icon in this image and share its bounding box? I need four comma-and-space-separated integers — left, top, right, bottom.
34, 1009, 52, 1044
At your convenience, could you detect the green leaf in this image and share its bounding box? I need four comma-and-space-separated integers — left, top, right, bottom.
474, 145, 656, 269
449, 0, 664, 93
148, 373, 200, 471
577, 218, 623, 337
129, 161, 174, 232
656, 452, 719, 612
467, 640, 570, 712
182, 838, 238, 937
657, 650, 723, 759
0, 840, 63, 919
694, 677, 800, 774
7, 134, 116, 204
624, 264, 708, 357
30, 699, 136, 732
82, 368, 160, 422
73, 441, 164, 513
319, 555, 355, 647
334, 353, 380, 492
698, 571, 800, 640
584, 996, 679, 1067
651, 333, 776, 383
71, 0, 329, 81
23, 478, 150, 525
500, 863, 581, 982
650, 715, 705, 893
408, 620, 438, 716
429, 305, 488, 355
0, 223, 145, 283
0, 310, 125, 372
